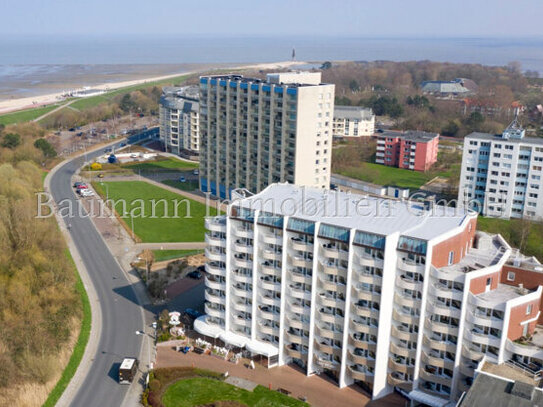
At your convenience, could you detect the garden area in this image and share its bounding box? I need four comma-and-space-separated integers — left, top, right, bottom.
142, 367, 308, 407
92, 180, 218, 242
122, 157, 198, 172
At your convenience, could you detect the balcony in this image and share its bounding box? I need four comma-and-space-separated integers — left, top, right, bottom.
422, 336, 457, 353
433, 282, 463, 301
205, 248, 226, 263
260, 278, 281, 292
356, 271, 383, 285
285, 345, 307, 359
232, 301, 252, 313
427, 301, 461, 319
388, 359, 415, 375
205, 233, 226, 247
398, 258, 426, 273
321, 245, 349, 261
314, 354, 340, 371
205, 262, 226, 277
421, 350, 455, 370
258, 323, 277, 336
234, 225, 254, 239
353, 286, 381, 302
205, 289, 225, 305
232, 315, 251, 328
260, 263, 281, 278
285, 330, 308, 345
391, 325, 418, 342
286, 314, 306, 329
350, 319, 378, 336
348, 366, 374, 382
466, 330, 501, 348
231, 286, 251, 298
388, 372, 410, 387
349, 350, 374, 366
315, 325, 343, 341
315, 341, 342, 357
419, 369, 453, 387
233, 256, 253, 269
319, 275, 346, 293
389, 342, 416, 359
289, 285, 312, 301
396, 275, 423, 291
318, 294, 344, 308
462, 344, 484, 361
349, 334, 377, 351
320, 260, 347, 276
232, 271, 252, 284
205, 217, 226, 232
260, 293, 281, 307
320, 312, 344, 325
425, 320, 459, 336
356, 252, 384, 268
205, 276, 225, 291
353, 304, 379, 318
291, 237, 313, 252
262, 232, 283, 245
290, 269, 312, 285
204, 303, 225, 319
234, 241, 254, 254
291, 255, 313, 269
459, 361, 478, 377
394, 293, 421, 308
262, 248, 282, 262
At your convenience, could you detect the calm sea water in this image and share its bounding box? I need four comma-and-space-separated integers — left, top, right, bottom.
0, 35, 542, 98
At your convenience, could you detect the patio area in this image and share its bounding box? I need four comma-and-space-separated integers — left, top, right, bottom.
156, 342, 407, 407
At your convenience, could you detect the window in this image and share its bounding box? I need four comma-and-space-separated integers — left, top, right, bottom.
448, 251, 454, 265
527, 304, 533, 315
507, 271, 515, 281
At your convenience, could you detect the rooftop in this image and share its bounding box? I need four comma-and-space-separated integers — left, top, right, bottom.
334, 105, 374, 121
201, 71, 329, 88
465, 132, 543, 145
231, 183, 473, 241
507, 249, 543, 273
459, 370, 543, 406
476, 283, 529, 308
378, 130, 439, 143
421, 78, 474, 94
482, 362, 540, 387
160, 86, 199, 111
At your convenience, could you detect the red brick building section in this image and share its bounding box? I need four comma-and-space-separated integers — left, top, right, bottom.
431, 217, 477, 268
376, 130, 439, 172
507, 298, 540, 340
502, 264, 543, 324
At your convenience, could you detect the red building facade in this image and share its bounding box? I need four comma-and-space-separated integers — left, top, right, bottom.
376, 130, 439, 172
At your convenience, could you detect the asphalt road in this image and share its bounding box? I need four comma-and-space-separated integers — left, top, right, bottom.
50, 141, 145, 407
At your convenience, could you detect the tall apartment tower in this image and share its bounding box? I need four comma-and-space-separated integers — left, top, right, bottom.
196, 183, 543, 404
458, 117, 543, 219
199, 72, 335, 199
159, 86, 200, 155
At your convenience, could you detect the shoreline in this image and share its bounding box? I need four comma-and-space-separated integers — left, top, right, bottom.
0, 60, 308, 115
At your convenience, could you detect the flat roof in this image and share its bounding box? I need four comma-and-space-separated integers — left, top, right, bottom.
378, 130, 439, 143
120, 358, 136, 370
334, 106, 374, 121
466, 132, 543, 145
476, 284, 527, 308
232, 183, 472, 241
201, 73, 330, 88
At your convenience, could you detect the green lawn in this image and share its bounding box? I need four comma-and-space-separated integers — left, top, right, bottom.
122, 158, 198, 172
0, 104, 64, 125
336, 162, 436, 190
162, 378, 308, 407
162, 179, 199, 191
153, 249, 204, 262
42, 249, 91, 407
92, 180, 217, 242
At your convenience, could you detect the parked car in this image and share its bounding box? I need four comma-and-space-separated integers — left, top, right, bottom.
130, 153, 138, 158
179, 176, 186, 183
187, 270, 202, 279
118, 358, 138, 384
197, 265, 206, 272
73, 181, 84, 188
193, 169, 199, 175
76, 183, 88, 191
119, 142, 127, 147
76, 132, 83, 137
80, 189, 94, 197
68, 128, 75, 132
184, 308, 202, 319
104, 148, 113, 153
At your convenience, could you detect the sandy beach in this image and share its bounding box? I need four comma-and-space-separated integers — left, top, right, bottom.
0, 60, 307, 115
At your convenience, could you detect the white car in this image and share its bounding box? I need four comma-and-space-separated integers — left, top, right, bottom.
80, 189, 94, 197
193, 169, 199, 175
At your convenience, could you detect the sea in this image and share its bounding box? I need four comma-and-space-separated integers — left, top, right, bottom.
1, 35, 542, 100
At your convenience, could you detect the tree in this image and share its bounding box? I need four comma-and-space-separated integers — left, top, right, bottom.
465, 112, 485, 129
320, 61, 332, 70
441, 120, 461, 137
119, 93, 136, 112
349, 80, 360, 92
1, 133, 21, 149
335, 96, 352, 106
34, 138, 57, 158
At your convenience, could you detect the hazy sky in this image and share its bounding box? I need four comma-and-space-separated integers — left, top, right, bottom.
1, 0, 543, 37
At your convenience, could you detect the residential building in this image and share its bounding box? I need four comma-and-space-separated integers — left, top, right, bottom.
376, 131, 439, 172
332, 106, 375, 138
458, 117, 543, 219
159, 86, 200, 156
198, 72, 335, 199
421, 78, 477, 97
196, 183, 543, 405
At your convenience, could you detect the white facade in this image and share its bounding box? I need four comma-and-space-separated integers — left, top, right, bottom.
333, 106, 375, 138
458, 126, 543, 219
198, 72, 334, 199
196, 183, 542, 403
159, 86, 200, 155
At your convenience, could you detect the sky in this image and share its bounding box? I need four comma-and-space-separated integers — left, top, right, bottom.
1, 0, 543, 38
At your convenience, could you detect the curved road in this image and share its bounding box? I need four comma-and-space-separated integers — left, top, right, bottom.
50, 142, 145, 407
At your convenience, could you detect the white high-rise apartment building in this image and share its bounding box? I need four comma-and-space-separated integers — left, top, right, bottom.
159, 86, 200, 155
196, 183, 543, 404
198, 72, 334, 199
458, 117, 543, 219
333, 106, 375, 138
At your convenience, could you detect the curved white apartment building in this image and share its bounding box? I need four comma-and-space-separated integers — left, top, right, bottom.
196, 183, 543, 405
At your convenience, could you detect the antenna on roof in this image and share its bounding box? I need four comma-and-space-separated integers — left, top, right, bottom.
292, 47, 296, 62
502, 107, 525, 139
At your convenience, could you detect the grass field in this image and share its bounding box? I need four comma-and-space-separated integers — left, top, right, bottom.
0, 104, 64, 125
122, 157, 198, 172
42, 249, 91, 407
153, 249, 204, 262
336, 162, 436, 190
162, 179, 200, 191
92, 180, 217, 242
162, 378, 308, 407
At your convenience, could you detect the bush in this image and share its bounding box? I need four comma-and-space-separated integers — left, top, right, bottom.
34, 138, 57, 158
90, 162, 102, 170
1, 133, 21, 149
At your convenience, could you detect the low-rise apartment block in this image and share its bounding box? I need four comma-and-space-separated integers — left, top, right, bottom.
376, 130, 439, 171
332, 106, 375, 138
196, 183, 543, 405
199, 72, 335, 199
159, 86, 200, 156
458, 117, 543, 219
